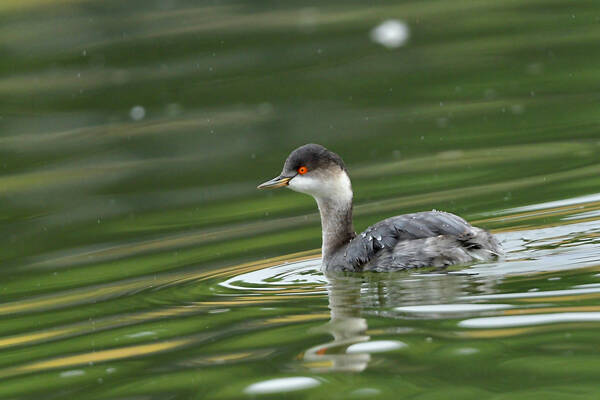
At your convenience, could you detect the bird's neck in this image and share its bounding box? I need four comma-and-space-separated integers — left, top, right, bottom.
315, 175, 355, 264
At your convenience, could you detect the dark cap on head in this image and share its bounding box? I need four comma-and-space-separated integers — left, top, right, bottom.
282, 144, 346, 177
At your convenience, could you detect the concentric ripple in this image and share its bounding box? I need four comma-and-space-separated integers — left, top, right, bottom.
219, 258, 327, 294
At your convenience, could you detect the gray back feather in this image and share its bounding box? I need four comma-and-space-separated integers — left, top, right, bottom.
329, 211, 485, 271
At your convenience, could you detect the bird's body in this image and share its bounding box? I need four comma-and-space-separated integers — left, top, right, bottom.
326, 211, 500, 272
258, 144, 502, 272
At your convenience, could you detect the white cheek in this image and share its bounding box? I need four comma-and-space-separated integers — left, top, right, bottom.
288, 171, 353, 204
288, 175, 320, 195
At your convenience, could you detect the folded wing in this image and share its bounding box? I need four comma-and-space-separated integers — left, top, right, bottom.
340, 211, 499, 271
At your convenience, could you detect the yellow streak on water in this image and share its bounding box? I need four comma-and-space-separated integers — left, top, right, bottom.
492, 215, 600, 234
475, 202, 600, 224
0, 277, 172, 316
202, 352, 253, 363
195, 295, 318, 308
503, 306, 600, 315
355, 163, 600, 221
0, 329, 76, 348
0, 310, 326, 378
0, 338, 193, 379
458, 327, 536, 338
0, 251, 324, 350
262, 313, 330, 325
0, 293, 323, 351
0, 250, 320, 316
302, 360, 335, 369
0, 0, 83, 12
518, 293, 600, 303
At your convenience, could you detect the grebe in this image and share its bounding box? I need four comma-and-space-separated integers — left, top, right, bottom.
257, 144, 502, 272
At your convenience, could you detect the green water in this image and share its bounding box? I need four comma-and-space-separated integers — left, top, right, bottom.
2, 0, 600, 398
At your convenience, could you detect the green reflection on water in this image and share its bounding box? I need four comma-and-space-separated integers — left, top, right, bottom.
2, 0, 600, 398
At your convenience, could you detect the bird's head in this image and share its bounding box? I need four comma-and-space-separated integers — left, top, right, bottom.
257, 144, 352, 203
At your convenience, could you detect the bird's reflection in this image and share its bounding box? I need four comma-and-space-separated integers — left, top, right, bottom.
302, 271, 496, 372
303, 274, 370, 372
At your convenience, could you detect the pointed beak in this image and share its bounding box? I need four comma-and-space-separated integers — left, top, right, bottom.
257, 175, 292, 189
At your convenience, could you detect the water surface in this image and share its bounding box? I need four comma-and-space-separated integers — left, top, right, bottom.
1, 0, 600, 398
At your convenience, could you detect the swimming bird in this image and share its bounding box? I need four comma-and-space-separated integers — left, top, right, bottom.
257, 144, 502, 272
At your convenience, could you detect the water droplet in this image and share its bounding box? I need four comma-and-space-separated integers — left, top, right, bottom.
370, 20, 410, 49
60, 370, 85, 378
129, 105, 146, 121
455, 347, 479, 355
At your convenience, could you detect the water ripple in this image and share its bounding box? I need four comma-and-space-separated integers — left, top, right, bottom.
219, 258, 326, 294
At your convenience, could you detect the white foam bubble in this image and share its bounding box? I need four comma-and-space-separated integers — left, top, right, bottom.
244, 377, 320, 395
396, 304, 512, 313
346, 340, 406, 354
462, 286, 600, 300
459, 312, 600, 328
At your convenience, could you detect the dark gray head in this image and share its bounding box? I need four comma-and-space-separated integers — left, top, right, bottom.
257, 144, 352, 202
281, 144, 346, 177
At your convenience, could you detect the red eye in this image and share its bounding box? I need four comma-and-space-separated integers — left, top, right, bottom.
298, 166, 308, 175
